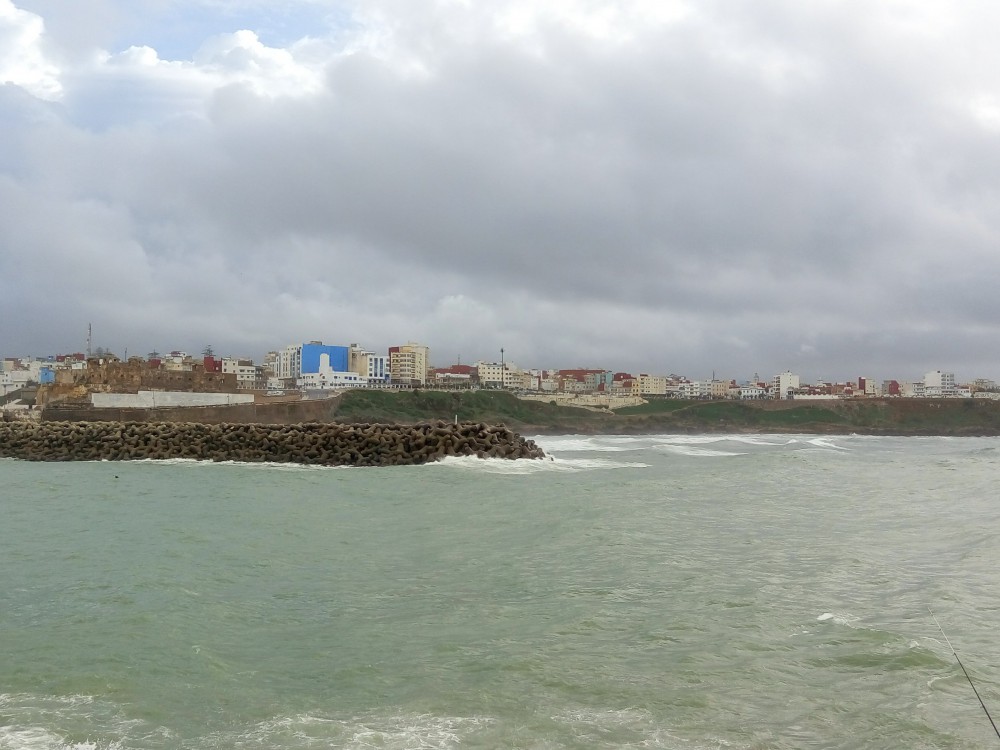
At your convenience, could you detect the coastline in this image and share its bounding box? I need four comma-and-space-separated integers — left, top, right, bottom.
35, 390, 1000, 439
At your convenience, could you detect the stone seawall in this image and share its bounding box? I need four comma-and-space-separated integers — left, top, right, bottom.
0, 420, 545, 466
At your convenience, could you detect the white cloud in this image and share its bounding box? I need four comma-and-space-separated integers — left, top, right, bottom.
0, 0, 60, 99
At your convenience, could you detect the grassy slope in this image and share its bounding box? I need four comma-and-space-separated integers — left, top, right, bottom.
332, 391, 1000, 435
331, 390, 611, 433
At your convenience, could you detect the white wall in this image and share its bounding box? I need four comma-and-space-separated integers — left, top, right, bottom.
92, 391, 254, 408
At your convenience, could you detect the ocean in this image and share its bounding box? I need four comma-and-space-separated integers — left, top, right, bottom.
2, 434, 999, 749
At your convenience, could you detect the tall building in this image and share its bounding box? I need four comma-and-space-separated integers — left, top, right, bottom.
924, 370, 956, 397
349, 344, 389, 383
274, 344, 303, 382
388, 343, 429, 386
274, 341, 349, 384
301, 342, 349, 374
772, 371, 800, 399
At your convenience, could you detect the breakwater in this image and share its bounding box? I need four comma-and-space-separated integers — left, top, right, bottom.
0, 420, 545, 466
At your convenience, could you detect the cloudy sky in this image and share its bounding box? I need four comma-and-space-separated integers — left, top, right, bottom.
2, 0, 999, 382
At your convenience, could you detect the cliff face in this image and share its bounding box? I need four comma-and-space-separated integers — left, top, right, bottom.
36, 389, 1000, 436
610, 397, 1000, 435
332, 392, 1000, 436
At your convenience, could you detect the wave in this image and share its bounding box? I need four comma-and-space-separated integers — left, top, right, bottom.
0, 705, 691, 750
534, 433, 855, 457
130, 458, 346, 471
805, 438, 850, 451
530, 435, 650, 453
430, 455, 649, 473
653, 444, 748, 457
205, 712, 497, 750
816, 611, 861, 627
0, 693, 138, 750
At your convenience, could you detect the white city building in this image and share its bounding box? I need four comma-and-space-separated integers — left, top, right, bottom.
1, 369, 33, 397
299, 370, 368, 390
221, 357, 265, 390
298, 351, 368, 390
923, 370, 957, 397
738, 383, 768, 400
275, 344, 304, 381
772, 371, 800, 399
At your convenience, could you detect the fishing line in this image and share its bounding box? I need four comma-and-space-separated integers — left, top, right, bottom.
929, 608, 1000, 741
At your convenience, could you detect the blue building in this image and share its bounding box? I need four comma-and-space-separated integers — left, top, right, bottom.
301, 343, 349, 374
38, 366, 55, 385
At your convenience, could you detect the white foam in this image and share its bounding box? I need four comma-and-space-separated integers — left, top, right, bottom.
532, 436, 646, 453
806, 438, 849, 451
726, 436, 799, 447
550, 706, 692, 748
430, 455, 649, 473
653, 444, 747, 457
0, 694, 140, 750
537, 434, 804, 457
648, 435, 730, 445
209, 712, 497, 750
817, 612, 860, 627
0, 725, 127, 750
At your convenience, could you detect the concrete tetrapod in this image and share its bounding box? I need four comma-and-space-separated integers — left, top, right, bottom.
0, 420, 546, 466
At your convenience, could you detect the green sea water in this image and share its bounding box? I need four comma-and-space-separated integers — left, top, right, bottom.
2, 434, 1000, 749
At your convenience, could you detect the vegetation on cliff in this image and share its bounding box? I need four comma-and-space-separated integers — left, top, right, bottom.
332, 390, 1000, 436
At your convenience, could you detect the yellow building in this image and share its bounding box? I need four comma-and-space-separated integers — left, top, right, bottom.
389, 343, 429, 386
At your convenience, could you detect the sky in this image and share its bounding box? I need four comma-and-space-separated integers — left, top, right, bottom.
2, 0, 1000, 383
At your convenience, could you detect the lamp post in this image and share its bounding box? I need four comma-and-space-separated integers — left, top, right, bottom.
500, 348, 505, 390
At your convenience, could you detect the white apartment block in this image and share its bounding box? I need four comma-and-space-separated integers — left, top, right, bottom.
772, 371, 800, 399
678, 381, 703, 399
221, 357, 265, 390
275, 344, 303, 381
923, 370, 956, 397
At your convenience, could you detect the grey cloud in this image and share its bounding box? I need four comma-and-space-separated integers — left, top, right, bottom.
3, 1, 1000, 382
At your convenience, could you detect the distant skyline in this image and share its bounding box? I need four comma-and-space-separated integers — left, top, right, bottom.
3, 334, 987, 389
3, 1, 1000, 381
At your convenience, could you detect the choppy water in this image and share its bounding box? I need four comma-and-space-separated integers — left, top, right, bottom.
3, 434, 1000, 749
